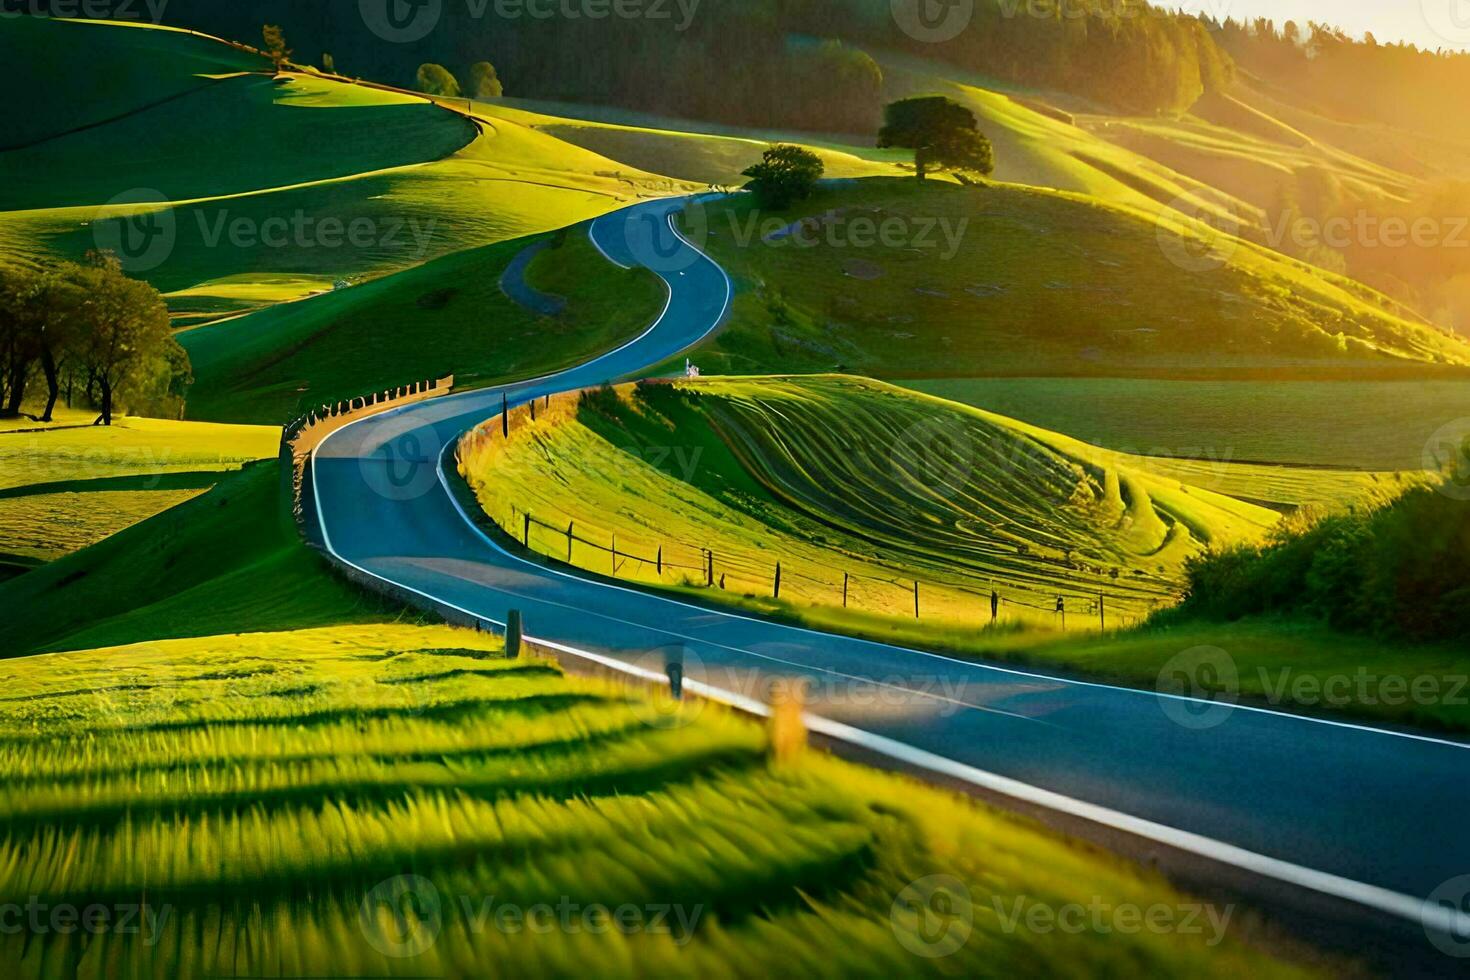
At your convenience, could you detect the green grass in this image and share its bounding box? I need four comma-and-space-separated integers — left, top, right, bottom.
898, 378, 1470, 471
0, 459, 387, 656
460, 376, 1278, 630
999, 618, 1470, 733
0, 20, 689, 322
0, 408, 277, 561
0, 623, 1310, 977
487, 98, 909, 186
181, 228, 666, 422
682, 179, 1470, 381
0, 17, 266, 148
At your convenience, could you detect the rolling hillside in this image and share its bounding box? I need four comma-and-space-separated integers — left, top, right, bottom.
0, 409, 277, 562
681, 179, 1470, 379
459, 377, 1280, 631
0, 17, 688, 323
0, 624, 1300, 977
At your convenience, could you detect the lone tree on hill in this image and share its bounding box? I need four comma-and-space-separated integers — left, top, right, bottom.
416, 64, 461, 98
262, 25, 291, 73
72, 253, 185, 426
742, 144, 825, 209
467, 61, 503, 99
878, 97, 994, 182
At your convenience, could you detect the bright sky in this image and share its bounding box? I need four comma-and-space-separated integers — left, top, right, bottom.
1172, 1, 1470, 52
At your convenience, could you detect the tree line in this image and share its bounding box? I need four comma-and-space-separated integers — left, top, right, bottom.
99, 0, 1231, 133
0, 254, 190, 425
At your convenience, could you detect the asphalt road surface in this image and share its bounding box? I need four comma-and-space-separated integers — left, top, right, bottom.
311, 197, 1470, 944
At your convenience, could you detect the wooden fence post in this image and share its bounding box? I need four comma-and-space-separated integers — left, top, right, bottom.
502, 392, 509, 437
567, 522, 574, 562
505, 609, 522, 659
523, 512, 531, 547
914, 581, 920, 619
774, 561, 782, 599
657, 546, 663, 576
706, 550, 714, 587
842, 572, 849, 608
611, 534, 617, 575
1098, 593, 1105, 631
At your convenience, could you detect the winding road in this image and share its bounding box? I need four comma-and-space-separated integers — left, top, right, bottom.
311, 197, 1469, 950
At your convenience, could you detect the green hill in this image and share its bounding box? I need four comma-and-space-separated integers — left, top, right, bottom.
0, 460, 383, 656
459, 376, 1280, 632
680, 179, 1470, 379
181, 226, 666, 422
0, 623, 1299, 977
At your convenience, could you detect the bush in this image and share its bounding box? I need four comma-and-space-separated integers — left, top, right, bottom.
415, 63, 460, 97
1174, 485, 1470, 641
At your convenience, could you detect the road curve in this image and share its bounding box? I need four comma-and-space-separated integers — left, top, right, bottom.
311, 197, 1469, 940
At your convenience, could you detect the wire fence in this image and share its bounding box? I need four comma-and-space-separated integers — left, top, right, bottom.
488, 501, 1177, 633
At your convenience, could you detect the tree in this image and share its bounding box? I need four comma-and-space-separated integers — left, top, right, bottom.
415, 64, 461, 98
741, 145, 825, 209
878, 97, 994, 182
71, 253, 181, 426
262, 25, 291, 73
0, 265, 80, 421
466, 61, 503, 99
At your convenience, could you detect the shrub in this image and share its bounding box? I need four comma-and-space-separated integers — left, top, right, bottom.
1174, 485, 1470, 641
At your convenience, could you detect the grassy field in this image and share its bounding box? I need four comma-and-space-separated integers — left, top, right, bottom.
460, 376, 1280, 631
486, 98, 910, 186
0, 17, 266, 148
680, 179, 1469, 381
899, 378, 1470, 472
0, 408, 277, 561
181, 227, 667, 422
0, 623, 1310, 977
0, 459, 385, 657
0, 19, 688, 324
1005, 618, 1470, 733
